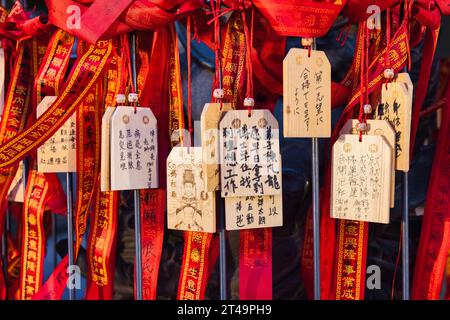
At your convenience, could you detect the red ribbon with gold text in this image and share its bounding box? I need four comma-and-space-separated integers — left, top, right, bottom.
334, 220, 369, 300
84, 38, 123, 300
18, 167, 50, 300
252, 0, 347, 38
411, 81, 450, 299
0, 38, 34, 299
177, 232, 213, 300
139, 189, 165, 300
299, 16, 409, 300
0, 39, 113, 170
176, 18, 214, 299
136, 27, 173, 300
0, 41, 32, 237
18, 30, 72, 300
33, 84, 102, 300
86, 186, 118, 299
217, 12, 246, 106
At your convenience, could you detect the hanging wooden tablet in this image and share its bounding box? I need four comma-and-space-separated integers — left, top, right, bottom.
200, 102, 233, 192
220, 109, 282, 197
340, 119, 396, 208
331, 134, 392, 224
381, 81, 411, 172
167, 147, 216, 233
7, 161, 24, 203
283, 48, 331, 138
396, 72, 413, 101
225, 194, 283, 230
37, 96, 77, 173
100, 106, 116, 191
0, 47, 4, 115
395, 73, 413, 132
110, 106, 159, 191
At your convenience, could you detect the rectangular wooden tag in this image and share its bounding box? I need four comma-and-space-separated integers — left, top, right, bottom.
396, 72, 413, 99
37, 96, 77, 173
220, 109, 282, 197
381, 81, 412, 172
100, 106, 116, 192
225, 194, 282, 230
331, 134, 392, 224
110, 106, 159, 191
201, 102, 233, 192
167, 147, 216, 233
283, 48, 331, 138
340, 119, 396, 208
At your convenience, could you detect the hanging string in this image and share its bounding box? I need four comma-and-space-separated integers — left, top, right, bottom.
118, 34, 132, 109
358, 23, 365, 123
122, 35, 132, 92
118, 38, 130, 97
210, 0, 224, 110
206, 5, 235, 25
404, 0, 412, 71
241, 7, 254, 116
335, 24, 351, 47
391, 224, 403, 300
384, 7, 392, 89
186, 15, 193, 146
365, 25, 370, 107
357, 22, 370, 142
211, 0, 222, 87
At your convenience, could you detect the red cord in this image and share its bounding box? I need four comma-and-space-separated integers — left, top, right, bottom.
391, 224, 403, 300
210, 0, 223, 110
358, 24, 365, 124
205, 6, 234, 25
358, 23, 371, 141
365, 24, 369, 106
241, 8, 254, 114
384, 7, 392, 91
386, 8, 391, 71
187, 16, 193, 146
336, 24, 351, 47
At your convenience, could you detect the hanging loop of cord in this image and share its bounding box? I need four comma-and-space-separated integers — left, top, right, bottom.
186, 15, 194, 148
301, 37, 314, 58
383, 7, 395, 90
210, 0, 225, 111
120, 34, 138, 113
357, 22, 371, 142
241, 7, 254, 117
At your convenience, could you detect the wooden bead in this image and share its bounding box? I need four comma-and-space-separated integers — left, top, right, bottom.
115, 94, 126, 104
383, 68, 395, 79
243, 97, 255, 107
128, 93, 138, 103
213, 88, 224, 99
301, 37, 314, 47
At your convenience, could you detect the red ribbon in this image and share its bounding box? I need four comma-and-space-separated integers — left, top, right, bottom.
45, 0, 202, 44
239, 228, 272, 299
139, 189, 165, 300
0, 1, 52, 40
412, 80, 450, 299
252, 0, 347, 38
86, 188, 118, 300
